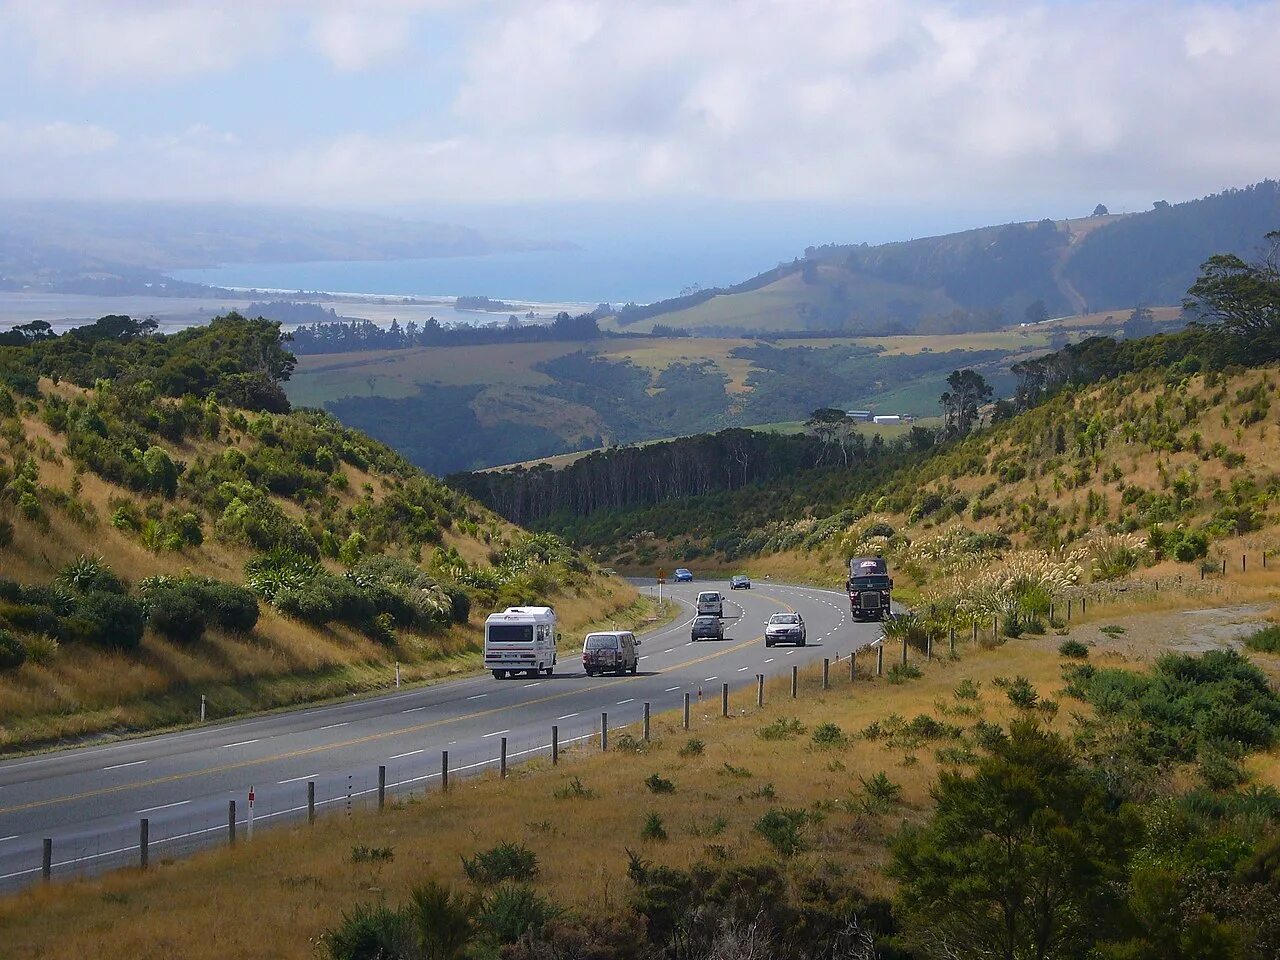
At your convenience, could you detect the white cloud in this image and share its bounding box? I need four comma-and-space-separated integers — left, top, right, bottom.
1, 0, 1279, 208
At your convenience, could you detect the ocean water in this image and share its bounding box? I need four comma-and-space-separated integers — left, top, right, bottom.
171, 237, 803, 306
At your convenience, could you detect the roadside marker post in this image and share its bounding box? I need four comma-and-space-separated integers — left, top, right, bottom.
949, 626, 956, 656
200, 694, 206, 723
600, 713, 609, 751
307, 781, 315, 824
378, 765, 386, 810
139, 818, 149, 870
757, 673, 765, 707
42, 839, 51, 882
247, 787, 255, 841
500, 736, 508, 778
228, 799, 237, 844
849, 652, 857, 683
721, 682, 729, 717
682, 694, 690, 730
822, 658, 830, 690
395, 661, 401, 689
876, 643, 884, 677
552, 725, 559, 764
643, 702, 651, 741
441, 751, 449, 792
791, 665, 798, 699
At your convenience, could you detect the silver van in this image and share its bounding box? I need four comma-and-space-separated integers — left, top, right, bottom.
582, 631, 639, 676
696, 591, 724, 617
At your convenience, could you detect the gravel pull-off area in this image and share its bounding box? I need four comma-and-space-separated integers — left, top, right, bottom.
1029, 603, 1277, 669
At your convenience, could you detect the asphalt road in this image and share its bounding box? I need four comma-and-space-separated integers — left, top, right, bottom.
0, 579, 882, 889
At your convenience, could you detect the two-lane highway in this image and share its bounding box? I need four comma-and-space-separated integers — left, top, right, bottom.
0, 580, 881, 889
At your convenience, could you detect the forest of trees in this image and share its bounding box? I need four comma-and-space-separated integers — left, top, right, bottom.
288, 311, 603, 354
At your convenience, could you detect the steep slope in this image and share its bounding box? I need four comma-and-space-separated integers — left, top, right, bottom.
0, 315, 639, 751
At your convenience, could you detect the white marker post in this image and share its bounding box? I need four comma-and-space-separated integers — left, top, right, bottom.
200, 694, 206, 723
247, 787, 255, 840
395, 661, 401, 688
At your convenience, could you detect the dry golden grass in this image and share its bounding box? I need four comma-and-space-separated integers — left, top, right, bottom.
8, 611, 1271, 960
0, 632, 1143, 960
0, 398, 640, 751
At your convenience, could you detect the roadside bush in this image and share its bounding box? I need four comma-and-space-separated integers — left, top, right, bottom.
64, 591, 145, 651
678, 738, 704, 757
1059, 639, 1090, 659
461, 841, 539, 886
858, 771, 903, 814
318, 902, 412, 960
21, 633, 58, 665
811, 722, 848, 746
1244, 625, 1280, 654
0, 629, 27, 670
641, 812, 668, 842
758, 717, 806, 740
754, 808, 817, 857
644, 773, 675, 794
887, 662, 922, 684
476, 885, 559, 946
145, 585, 208, 641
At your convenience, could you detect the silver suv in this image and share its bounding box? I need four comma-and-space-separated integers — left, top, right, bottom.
764, 613, 806, 647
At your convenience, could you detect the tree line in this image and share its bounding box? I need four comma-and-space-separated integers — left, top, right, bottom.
450, 429, 851, 526
288, 312, 604, 354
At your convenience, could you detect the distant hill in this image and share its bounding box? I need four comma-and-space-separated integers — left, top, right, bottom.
0, 200, 556, 292
611, 180, 1280, 335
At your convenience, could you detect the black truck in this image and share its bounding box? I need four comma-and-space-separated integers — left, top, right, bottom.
846, 556, 892, 621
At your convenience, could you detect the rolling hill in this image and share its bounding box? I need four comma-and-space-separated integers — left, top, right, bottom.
0, 314, 638, 752
610, 180, 1280, 335
288, 331, 1049, 473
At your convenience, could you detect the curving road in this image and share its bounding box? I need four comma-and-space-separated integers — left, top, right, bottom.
0, 579, 881, 889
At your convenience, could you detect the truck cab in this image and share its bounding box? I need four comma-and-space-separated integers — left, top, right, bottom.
847, 557, 892, 621
484, 606, 558, 678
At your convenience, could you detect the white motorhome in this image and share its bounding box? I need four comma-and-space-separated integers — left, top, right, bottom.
484, 606, 558, 679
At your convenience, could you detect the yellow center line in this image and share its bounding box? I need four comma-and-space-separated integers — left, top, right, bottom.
0, 593, 798, 817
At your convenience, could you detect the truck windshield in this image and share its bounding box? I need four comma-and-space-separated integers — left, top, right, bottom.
585, 635, 619, 649
851, 576, 891, 590
488, 624, 534, 642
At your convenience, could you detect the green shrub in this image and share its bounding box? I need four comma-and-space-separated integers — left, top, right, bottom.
1058, 639, 1089, 659
953, 678, 981, 700
644, 773, 675, 794
677, 738, 704, 757
145, 586, 208, 641
318, 902, 411, 960
754, 808, 816, 857
553, 777, 595, 800
641, 812, 668, 842
461, 841, 539, 886
1244, 625, 1280, 654
476, 885, 559, 945
66, 591, 145, 651
887, 662, 923, 684
57, 555, 126, 595
1005, 676, 1039, 709
758, 717, 806, 741
21, 633, 58, 665
810, 722, 848, 746
858, 771, 903, 814
0, 629, 27, 670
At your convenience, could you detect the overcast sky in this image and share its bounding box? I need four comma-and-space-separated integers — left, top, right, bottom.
2, 0, 1278, 241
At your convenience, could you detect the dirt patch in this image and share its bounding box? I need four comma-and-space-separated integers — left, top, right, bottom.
1027, 603, 1275, 665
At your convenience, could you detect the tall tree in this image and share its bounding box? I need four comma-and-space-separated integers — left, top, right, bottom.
890, 720, 1137, 960
940, 368, 992, 436
1184, 230, 1280, 360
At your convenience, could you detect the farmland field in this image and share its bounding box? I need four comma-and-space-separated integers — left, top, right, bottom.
286, 334, 1038, 473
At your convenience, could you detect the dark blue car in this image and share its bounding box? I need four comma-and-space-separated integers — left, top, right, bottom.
673, 568, 693, 582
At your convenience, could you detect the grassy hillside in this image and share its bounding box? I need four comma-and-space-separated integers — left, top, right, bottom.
613, 180, 1280, 336
0, 315, 640, 752
290, 333, 1035, 473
